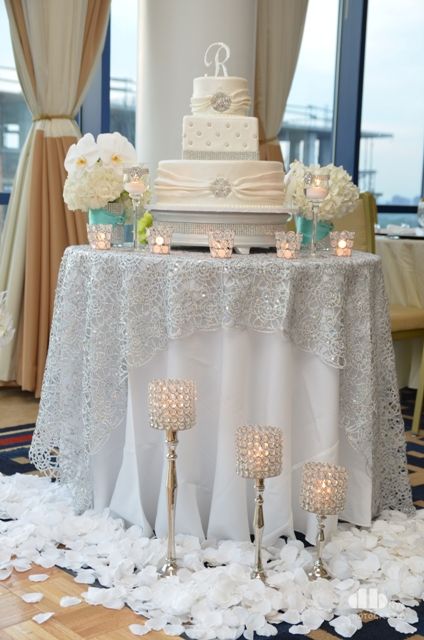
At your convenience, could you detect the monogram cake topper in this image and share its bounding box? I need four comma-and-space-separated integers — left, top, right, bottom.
204, 42, 230, 77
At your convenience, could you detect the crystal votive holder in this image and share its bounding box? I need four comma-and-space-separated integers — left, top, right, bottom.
275, 231, 303, 259
123, 164, 149, 196
236, 425, 283, 479
300, 461, 348, 516
329, 231, 355, 257
208, 229, 235, 259
86, 224, 113, 250
148, 226, 173, 255
148, 379, 196, 431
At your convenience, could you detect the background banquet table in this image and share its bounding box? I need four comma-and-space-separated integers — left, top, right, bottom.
30, 246, 413, 544
376, 235, 424, 388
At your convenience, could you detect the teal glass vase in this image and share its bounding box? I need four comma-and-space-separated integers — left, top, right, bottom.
295, 217, 333, 246
88, 204, 126, 247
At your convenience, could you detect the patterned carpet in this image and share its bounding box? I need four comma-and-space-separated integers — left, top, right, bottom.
0, 388, 423, 639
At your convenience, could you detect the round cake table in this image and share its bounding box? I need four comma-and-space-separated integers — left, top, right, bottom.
30, 246, 413, 544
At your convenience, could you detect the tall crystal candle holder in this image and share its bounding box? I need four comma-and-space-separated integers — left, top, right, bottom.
123, 165, 149, 249
236, 425, 283, 581
300, 461, 348, 580
304, 173, 329, 256
148, 379, 196, 577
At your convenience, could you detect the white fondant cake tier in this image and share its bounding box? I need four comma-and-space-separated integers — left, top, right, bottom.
182, 115, 259, 160
190, 76, 250, 116
155, 160, 285, 210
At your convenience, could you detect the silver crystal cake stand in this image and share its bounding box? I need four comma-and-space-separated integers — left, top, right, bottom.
150, 205, 291, 253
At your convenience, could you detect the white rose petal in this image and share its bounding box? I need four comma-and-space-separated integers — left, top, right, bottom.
29, 574, 49, 582
388, 618, 417, 634
32, 612, 54, 624
329, 614, 362, 638
129, 623, 150, 636
60, 596, 82, 607
21, 592, 44, 603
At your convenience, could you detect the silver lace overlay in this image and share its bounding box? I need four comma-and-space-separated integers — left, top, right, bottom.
30, 246, 413, 517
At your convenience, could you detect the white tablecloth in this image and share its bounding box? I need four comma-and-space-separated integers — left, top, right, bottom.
376, 236, 424, 388
31, 246, 413, 544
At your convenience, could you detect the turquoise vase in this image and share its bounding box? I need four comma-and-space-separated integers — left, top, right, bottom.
295, 217, 333, 245
88, 207, 125, 226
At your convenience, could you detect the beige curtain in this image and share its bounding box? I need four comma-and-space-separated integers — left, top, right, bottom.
0, 0, 110, 396
254, 0, 308, 164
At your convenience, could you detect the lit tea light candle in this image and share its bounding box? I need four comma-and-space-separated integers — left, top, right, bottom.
300, 461, 348, 516
208, 230, 235, 258
275, 231, 302, 259
124, 180, 147, 195
305, 185, 328, 200
330, 231, 355, 257
148, 226, 172, 255
86, 224, 113, 250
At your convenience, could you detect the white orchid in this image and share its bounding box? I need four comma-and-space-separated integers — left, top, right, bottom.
64, 133, 98, 176
284, 160, 360, 221
0, 291, 15, 347
63, 132, 141, 212
97, 132, 137, 171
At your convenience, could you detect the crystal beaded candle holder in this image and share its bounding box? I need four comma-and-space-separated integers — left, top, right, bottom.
330, 231, 355, 257
300, 461, 348, 580
300, 461, 348, 516
86, 224, 113, 250
123, 165, 149, 195
208, 229, 235, 259
148, 379, 196, 431
148, 226, 173, 255
275, 231, 302, 259
236, 425, 283, 581
236, 425, 283, 479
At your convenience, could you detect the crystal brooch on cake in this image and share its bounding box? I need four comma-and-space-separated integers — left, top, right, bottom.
210, 177, 232, 198
211, 91, 232, 113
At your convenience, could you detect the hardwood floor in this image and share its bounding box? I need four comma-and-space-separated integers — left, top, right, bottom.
0, 388, 39, 429
0, 566, 171, 639
0, 390, 173, 639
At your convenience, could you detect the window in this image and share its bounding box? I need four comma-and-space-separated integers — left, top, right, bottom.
109, 0, 137, 145
279, 0, 339, 169
360, 0, 424, 206
0, 1, 32, 197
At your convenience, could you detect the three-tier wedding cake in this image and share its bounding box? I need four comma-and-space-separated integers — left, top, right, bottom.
151, 43, 289, 250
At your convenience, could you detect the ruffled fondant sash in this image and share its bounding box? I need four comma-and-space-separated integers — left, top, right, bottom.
191, 89, 251, 115
155, 168, 283, 201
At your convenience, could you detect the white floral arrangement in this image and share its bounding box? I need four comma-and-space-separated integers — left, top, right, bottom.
0, 291, 15, 347
284, 160, 360, 221
63, 132, 139, 212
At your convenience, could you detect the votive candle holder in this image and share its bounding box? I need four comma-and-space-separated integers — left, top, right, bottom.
148, 378, 197, 578
208, 229, 235, 258
86, 224, 113, 250
148, 226, 173, 255
300, 461, 348, 580
275, 231, 302, 259
236, 425, 283, 581
329, 231, 355, 257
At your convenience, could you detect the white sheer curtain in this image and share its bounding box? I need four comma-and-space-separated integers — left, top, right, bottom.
0, 0, 110, 392
254, 0, 308, 164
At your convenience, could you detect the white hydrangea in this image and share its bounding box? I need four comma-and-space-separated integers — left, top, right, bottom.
63, 132, 138, 212
284, 160, 360, 221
